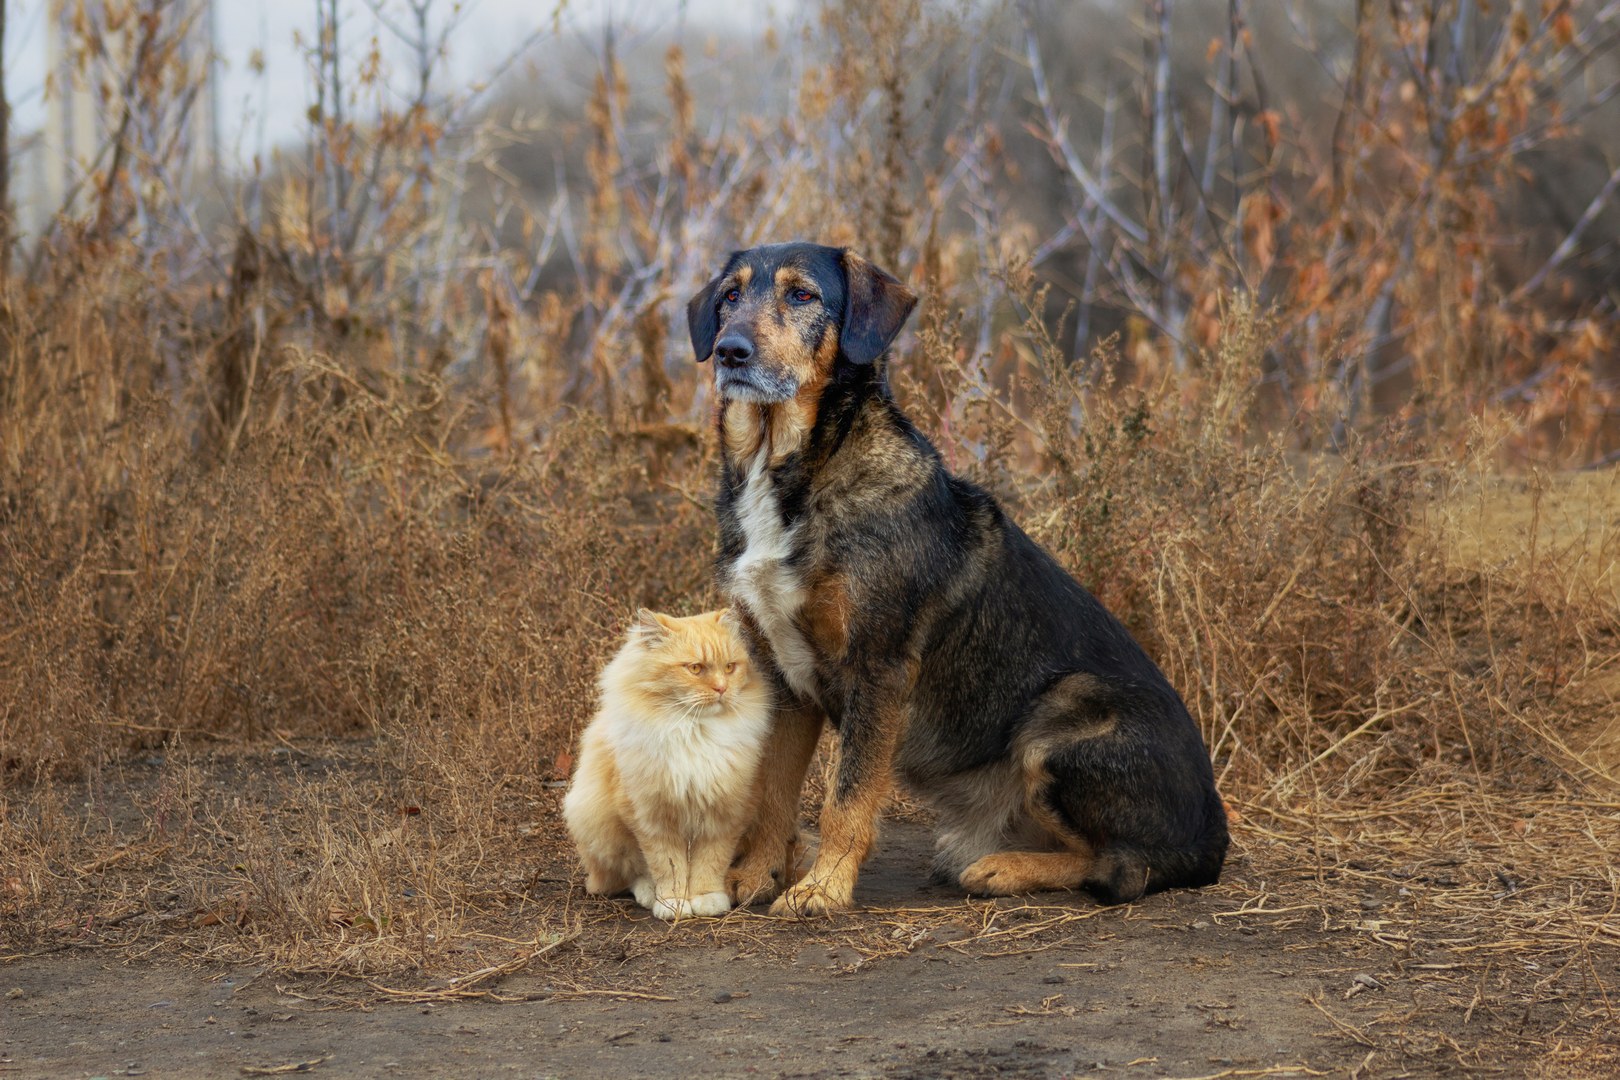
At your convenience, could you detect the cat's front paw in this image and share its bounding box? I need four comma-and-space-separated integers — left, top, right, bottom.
631, 877, 657, 910
651, 895, 693, 921
687, 891, 732, 918
650, 892, 731, 921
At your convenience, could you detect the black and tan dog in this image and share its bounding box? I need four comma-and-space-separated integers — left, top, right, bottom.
686, 242, 1228, 917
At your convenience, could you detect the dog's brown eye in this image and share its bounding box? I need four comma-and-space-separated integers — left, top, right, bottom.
791, 289, 817, 304
724, 288, 740, 303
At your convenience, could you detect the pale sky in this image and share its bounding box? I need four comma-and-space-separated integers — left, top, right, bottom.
6, 0, 763, 164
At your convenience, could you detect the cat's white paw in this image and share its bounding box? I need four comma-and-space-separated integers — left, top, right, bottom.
631, 877, 657, 909
651, 895, 693, 921
687, 891, 732, 917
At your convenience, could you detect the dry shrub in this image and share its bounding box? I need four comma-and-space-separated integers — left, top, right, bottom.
925, 277, 1620, 803
0, 260, 717, 967
0, 281, 712, 775
2, 258, 1616, 1058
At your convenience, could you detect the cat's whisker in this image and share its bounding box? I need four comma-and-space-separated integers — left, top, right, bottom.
673, 693, 723, 724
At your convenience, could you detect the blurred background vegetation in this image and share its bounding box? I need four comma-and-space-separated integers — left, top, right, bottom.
6, 0, 1618, 456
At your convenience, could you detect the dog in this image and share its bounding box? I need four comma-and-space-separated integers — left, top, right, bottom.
685, 242, 1228, 917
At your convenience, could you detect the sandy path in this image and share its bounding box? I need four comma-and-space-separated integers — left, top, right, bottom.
2, 822, 1441, 1079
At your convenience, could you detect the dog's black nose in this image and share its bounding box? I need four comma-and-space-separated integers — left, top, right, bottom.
714, 334, 753, 368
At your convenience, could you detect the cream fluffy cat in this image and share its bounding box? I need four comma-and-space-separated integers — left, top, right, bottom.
563, 608, 771, 921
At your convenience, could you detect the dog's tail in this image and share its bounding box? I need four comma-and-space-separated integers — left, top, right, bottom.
1082, 788, 1230, 904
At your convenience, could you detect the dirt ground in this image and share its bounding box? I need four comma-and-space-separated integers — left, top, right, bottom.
7, 811, 1611, 1080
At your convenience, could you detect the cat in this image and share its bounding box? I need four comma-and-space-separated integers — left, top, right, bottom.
562, 608, 773, 921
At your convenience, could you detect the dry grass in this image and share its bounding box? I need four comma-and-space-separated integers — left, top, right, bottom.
2, 2, 1619, 1072
2, 285, 1615, 1068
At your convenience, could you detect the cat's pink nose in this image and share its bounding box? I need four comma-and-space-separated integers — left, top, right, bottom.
711, 681, 728, 695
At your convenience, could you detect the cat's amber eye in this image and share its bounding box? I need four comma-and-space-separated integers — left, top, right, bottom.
686, 662, 704, 675
724, 662, 737, 674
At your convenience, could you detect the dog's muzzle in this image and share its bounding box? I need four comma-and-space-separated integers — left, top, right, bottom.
714, 333, 798, 402
714, 333, 754, 369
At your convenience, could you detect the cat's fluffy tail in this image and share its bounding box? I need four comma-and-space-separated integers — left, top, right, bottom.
562, 726, 640, 896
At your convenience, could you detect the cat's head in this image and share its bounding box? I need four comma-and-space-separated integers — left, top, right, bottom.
611, 608, 761, 718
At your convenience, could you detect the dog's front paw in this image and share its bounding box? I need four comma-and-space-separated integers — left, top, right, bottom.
769, 876, 852, 919
728, 853, 787, 907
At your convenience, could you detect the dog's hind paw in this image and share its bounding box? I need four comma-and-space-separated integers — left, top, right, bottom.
959, 856, 1020, 896
960, 851, 1090, 896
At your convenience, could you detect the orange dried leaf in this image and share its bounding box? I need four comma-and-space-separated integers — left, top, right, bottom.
1259, 110, 1282, 149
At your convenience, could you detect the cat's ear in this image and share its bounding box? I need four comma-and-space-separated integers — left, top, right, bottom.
715, 607, 741, 633
629, 608, 673, 646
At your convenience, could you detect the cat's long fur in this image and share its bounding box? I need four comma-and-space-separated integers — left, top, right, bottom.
562, 609, 771, 921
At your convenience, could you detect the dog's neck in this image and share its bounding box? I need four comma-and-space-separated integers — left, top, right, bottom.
718, 397, 815, 471
717, 364, 882, 477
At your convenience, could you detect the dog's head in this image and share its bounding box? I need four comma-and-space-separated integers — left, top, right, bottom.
685, 243, 917, 404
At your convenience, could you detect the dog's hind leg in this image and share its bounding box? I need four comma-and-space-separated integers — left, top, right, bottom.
1003, 673, 1228, 903
959, 846, 1096, 895
960, 673, 1227, 903
927, 760, 1027, 884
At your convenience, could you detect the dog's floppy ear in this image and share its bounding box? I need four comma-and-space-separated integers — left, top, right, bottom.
686, 273, 724, 363
840, 250, 918, 366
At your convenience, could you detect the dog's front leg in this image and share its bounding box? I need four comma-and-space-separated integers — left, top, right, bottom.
771, 681, 905, 918
728, 700, 823, 906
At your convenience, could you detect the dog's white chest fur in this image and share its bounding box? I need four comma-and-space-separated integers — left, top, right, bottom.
728, 458, 819, 699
